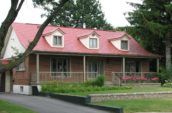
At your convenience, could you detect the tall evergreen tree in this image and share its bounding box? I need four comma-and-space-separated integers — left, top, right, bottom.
127, 0, 172, 69
44, 0, 113, 30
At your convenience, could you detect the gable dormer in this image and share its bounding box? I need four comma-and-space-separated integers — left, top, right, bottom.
44, 28, 65, 48
78, 31, 100, 49
110, 34, 130, 51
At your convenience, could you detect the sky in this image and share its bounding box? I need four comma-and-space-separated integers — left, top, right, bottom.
0, 0, 141, 28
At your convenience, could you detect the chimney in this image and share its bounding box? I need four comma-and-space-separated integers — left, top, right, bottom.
83, 23, 86, 29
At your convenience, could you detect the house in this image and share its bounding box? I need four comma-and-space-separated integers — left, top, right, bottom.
0, 23, 160, 94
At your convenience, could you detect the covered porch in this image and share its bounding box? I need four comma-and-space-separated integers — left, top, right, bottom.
30, 53, 159, 85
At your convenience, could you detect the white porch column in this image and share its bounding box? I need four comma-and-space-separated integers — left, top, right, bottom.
5, 71, 11, 93
36, 54, 40, 84
83, 56, 86, 82
157, 58, 160, 73
122, 57, 126, 77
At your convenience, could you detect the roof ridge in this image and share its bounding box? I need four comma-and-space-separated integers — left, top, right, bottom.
13, 22, 125, 34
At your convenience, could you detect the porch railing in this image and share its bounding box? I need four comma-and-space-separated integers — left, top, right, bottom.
31, 72, 98, 84
112, 72, 159, 85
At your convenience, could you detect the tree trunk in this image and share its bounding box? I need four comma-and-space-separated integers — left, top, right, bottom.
0, 0, 24, 52
0, 0, 70, 73
166, 39, 171, 69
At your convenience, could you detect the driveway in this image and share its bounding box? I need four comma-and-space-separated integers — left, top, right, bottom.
0, 94, 110, 113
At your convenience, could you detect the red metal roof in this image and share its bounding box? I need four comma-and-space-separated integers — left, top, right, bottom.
12, 22, 158, 58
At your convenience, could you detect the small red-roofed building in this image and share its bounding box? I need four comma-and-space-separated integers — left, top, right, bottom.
1, 23, 160, 94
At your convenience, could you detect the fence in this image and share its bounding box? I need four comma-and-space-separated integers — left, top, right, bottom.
31, 72, 98, 85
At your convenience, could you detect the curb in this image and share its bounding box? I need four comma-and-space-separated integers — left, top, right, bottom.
37, 92, 123, 113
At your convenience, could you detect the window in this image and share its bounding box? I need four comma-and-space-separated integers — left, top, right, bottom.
53, 35, 62, 46
16, 62, 25, 71
51, 58, 70, 76
121, 40, 128, 50
89, 38, 98, 48
126, 61, 141, 72
20, 86, 24, 92
87, 60, 104, 79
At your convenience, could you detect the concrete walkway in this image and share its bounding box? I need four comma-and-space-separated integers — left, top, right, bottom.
0, 94, 110, 113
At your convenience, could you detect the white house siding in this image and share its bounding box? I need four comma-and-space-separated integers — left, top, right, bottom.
111, 35, 129, 50
3, 29, 25, 59
79, 34, 99, 49
45, 30, 64, 48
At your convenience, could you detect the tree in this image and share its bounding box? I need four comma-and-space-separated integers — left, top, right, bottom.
0, 0, 70, 72
116, 26, 142, 42
43, 0, 113, 30
127, 0, 172, 69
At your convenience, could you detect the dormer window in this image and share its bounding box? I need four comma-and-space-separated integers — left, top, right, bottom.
53, 35, 62, 46
121, 40, 128, 50
89, 38, 97, 48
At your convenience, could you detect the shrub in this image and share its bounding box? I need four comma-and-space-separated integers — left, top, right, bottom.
85, 75, 105, 87
157, 67, 172, 86
163, 82, 172, 88
93, 75, 105, 87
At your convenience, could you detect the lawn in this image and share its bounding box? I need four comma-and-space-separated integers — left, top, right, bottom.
95, 98, 172, 113
0, 100, 36, 113
69, 85, 172, 96
42, 82, 172, 96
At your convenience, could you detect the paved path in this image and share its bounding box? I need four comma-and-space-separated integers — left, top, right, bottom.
0, 94, 110, 113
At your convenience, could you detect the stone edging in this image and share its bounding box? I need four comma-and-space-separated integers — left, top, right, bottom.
37, 92, 123, 113
89, 91, 172, 102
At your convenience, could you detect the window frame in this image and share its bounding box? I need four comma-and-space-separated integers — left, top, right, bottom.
16, 62, 26, 71
121, 40, 129, 50
89, 38, 98, 49
53, 35, 63, 47
50, 57, 70, 77
125, 61, 141, 73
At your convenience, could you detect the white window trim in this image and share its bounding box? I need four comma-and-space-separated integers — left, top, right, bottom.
52, 35, 64, 48
16, 62, 26, 71
120, 40, 129, 51
88, 37, 99, 49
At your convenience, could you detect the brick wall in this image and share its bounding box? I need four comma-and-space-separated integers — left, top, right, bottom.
104, 58, 122, 81
13, 57, 30, 85
70, 56, 83, 72
13, 54, 151, 85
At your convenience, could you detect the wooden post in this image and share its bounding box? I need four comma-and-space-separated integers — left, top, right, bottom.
36, 54, 40, 84
122, 57, 126, 78
157, 58, 160, 73
83, 56, 86, 82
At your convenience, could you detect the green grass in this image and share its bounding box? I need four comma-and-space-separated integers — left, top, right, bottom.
0, 100, 36, 113
69, 85, 172, 96
42, 82, 172, 96
42, 82, 132, 96
95, 98, 172, 113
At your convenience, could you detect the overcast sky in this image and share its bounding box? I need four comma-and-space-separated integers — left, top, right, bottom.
0, 0, 141, 27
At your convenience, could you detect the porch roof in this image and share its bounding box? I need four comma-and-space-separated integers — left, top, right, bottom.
12, 23, 160, 58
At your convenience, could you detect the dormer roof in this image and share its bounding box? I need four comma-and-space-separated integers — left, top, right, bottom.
42, 28, 65, 37
108, 33, 131, 41
11, 22, 159, 58
77, 31, 100, 39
